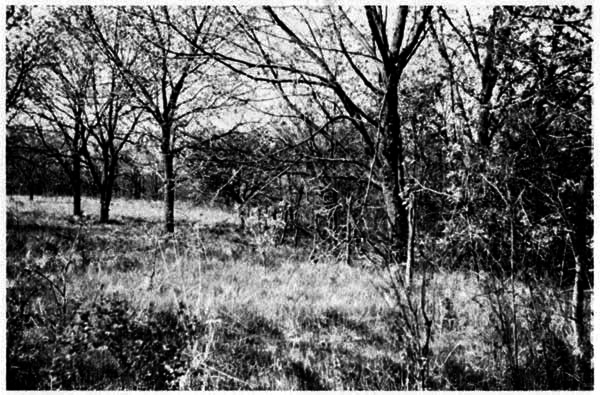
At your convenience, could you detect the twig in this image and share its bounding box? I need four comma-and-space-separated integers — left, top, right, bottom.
199, 362, 255, 389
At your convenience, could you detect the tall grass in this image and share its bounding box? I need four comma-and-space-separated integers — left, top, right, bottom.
6, 195, 581, 390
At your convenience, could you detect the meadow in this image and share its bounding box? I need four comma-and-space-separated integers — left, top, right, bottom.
5, 195, 578, 390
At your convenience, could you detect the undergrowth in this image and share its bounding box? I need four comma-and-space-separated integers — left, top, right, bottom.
5, 195, 587, 390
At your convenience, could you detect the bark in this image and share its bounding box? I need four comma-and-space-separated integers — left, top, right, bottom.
133, 181, 142, 199
379, 77, 409, 263
72, 152, 82, 216
405, 192, 416, 285
82, 143, 117, 223
99, 192, 110, 223
152, 173, 161, 200
477, 7, 500, 148
99, 177, 115, 223
364, 6, 431, 270
569, 175, 592, 388
132, 168, 142, 199
345, 197, 353, 266
570, 235, 586, 373
28, 180, 35, 201
163, 136, 175, 233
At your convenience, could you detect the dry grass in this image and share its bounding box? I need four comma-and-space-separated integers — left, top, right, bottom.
6, 195, 579, 390
6, 194, 236, 224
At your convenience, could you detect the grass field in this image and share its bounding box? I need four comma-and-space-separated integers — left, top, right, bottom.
5, 195, 579, 390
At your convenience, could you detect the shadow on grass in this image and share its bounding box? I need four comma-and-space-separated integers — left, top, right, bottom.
6, 285, 441, 390
6, 221, 80, 259
297, 307, 387, 346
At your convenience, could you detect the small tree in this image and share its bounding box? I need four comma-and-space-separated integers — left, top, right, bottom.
81, 60, 144, 222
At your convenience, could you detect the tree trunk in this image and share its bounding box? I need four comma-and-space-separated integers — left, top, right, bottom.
379, 78, 409, 265
132, 167, 142, 199
477, 7, 500, 148
133, 181, 142, 200
569, 235, 586, 379
99, 192, 110, 223
72, 154, 82, 216
163, 149, 175, 233
28, 180, 35, 201
405, 193, 416, 286
345, 197, 353, 266
569, 175, 592, 388
99, 178, 114, 223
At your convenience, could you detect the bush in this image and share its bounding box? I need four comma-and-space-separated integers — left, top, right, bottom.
7, 293, 206, 390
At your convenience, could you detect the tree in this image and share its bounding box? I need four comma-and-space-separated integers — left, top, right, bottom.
24, 18, 96, 216
81, 61, 143, 222
84, 6, 236, 232
6, 6, 57, 114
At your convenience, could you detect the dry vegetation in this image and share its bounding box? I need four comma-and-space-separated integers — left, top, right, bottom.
6, 195, 581, 390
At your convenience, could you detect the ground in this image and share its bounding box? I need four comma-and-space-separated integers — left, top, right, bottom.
5, 195, 577, 390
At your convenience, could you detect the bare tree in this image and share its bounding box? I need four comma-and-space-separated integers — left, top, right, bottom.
26, 31, 94, 216
84, 6, 232, 232
81, 61, 144, 222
